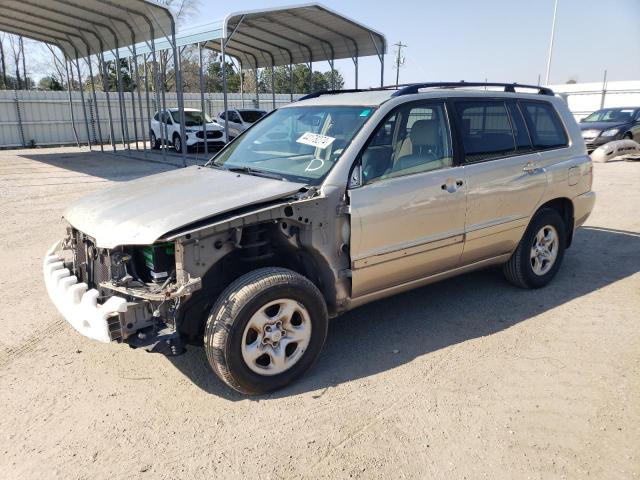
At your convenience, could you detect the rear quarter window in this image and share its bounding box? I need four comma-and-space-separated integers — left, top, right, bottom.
520, 101, 568, 150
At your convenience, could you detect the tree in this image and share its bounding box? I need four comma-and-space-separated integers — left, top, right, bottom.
205, 60, 240, 93
258, 64, 345, 94
38, 76, 64, 91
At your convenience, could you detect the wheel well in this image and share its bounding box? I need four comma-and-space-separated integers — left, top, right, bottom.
537, 198, 574, 248
177, 222, 327, 343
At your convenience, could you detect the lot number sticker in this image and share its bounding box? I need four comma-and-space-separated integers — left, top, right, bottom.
296, 132, 336, 149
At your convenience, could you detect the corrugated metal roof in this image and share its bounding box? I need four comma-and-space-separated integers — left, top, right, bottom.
206, 3, 387, 68
0, 0, 173, 58
102, 3, 387, 68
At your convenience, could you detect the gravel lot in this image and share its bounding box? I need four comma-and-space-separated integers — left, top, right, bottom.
0, 147, 638, 479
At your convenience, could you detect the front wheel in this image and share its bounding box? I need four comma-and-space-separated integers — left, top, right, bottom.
503, 208, 566, 289
204, 268, 328, 395
173, 133, 183, 153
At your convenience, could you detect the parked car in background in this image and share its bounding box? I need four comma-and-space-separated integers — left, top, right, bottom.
217, 108, 267, 138
44, 82, 595, 395
579, 107, 640, 152
150, 108, 227, 153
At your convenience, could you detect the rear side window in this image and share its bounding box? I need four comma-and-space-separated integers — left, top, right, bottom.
520, 101, 568, 149
454, 101, 516, 163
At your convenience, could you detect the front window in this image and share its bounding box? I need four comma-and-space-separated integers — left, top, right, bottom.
582, 108, 637, 123
239, 110, 267, 124
209, 106, 375, 184
176, 110, 213, 126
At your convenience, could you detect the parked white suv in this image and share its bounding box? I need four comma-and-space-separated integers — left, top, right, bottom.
150, 108, 227, 152
44, 82, 595, 395
217, 108, 267, 138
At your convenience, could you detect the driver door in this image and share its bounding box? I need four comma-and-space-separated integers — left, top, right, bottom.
348, 101, 467, 298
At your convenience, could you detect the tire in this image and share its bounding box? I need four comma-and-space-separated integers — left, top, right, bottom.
204, 268, 328, 395
173, 133, 182, 153
150, 131, 160, 149
503, 208, 566, 289
623, 132, 633, 140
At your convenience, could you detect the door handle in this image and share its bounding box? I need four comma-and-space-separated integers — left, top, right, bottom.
441, 179, 464, 193
523, 162, 542, 174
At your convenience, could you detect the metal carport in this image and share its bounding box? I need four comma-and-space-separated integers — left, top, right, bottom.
0, 0, 189, 163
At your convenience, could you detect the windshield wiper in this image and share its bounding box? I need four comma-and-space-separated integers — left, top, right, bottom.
226, 166, 287, 181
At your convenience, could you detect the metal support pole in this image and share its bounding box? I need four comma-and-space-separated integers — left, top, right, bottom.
170, 20, 187, 166
600, 69, 608, 109
114, 50, 130, 152
127, 58, 139, 150
98, 53, 116, 151
329, 58, 335, 90
143, 53, 152, 151
65, 58, 80, 147
271, 61, 276, 110
240, 62, 245, 108
290, 64, 294, 102
198, 42, 208, 156
255, 66, 259, 108
132, 44, 146, 155
354, 57, 359, 89
221, 40, 229, 142
86, 55, 104, 151
545, 0, 559, 85
74, 55, 92, 149
150, 39, 166, 162
380, 54, 384, 87
308, 61, 313, 93
159, 53, 168, 157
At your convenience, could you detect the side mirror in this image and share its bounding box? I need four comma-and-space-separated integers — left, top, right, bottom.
348, 161, 362, 189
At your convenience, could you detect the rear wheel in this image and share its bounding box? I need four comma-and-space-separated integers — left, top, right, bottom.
204, 268, 328, 395
503, 208, 566, 289
150, 131, 160, 149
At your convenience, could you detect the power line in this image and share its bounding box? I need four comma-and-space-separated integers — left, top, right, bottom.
394, 41, 407, 88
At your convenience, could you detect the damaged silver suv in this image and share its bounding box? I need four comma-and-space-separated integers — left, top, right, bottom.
44, 82, 595, 394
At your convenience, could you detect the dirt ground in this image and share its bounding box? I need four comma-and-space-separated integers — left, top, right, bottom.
0, 147, 638, 480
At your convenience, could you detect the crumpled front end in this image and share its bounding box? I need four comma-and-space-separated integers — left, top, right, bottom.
43, 228, 200, 352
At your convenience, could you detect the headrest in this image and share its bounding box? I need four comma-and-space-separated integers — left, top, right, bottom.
410, 120, 440, 146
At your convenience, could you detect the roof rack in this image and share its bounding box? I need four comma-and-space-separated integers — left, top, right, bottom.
297, 81, 554, 101
391, 82, 554, 97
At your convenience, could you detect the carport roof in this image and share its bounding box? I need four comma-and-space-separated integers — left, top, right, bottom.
207, 3, 387, 68
102, 3, 387, 68
0, 0, 173, 59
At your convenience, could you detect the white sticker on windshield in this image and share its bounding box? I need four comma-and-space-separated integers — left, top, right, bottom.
296, 132, 336, 149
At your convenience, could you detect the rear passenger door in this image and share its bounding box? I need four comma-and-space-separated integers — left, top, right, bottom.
451, 99, 549, 265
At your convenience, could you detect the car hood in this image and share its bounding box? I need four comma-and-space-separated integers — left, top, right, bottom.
64, 166, 305, 248
579, 121, 628, 131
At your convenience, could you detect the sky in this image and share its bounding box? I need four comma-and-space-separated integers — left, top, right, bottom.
15, 0, 640, 88
189, 0, 640, 88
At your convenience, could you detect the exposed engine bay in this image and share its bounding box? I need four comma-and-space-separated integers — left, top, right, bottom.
60, 187, 352, 354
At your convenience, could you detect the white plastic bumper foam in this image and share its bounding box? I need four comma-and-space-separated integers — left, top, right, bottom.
43, 241, 128, 343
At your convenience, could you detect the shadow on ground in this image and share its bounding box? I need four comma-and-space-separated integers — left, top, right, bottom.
168, 226, 640, 400
12, 149, 213, 182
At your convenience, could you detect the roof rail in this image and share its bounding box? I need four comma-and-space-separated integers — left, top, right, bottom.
391, 82, 554, 97
296, 82, 554, 102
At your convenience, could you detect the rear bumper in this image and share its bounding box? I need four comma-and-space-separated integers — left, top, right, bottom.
573, 191, 596, 228
43, 242, 127, 343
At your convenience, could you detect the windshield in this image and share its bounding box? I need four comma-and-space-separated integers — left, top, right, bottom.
582, 108, 637, 123
209, 106, 375, 184
176, 110, 213, 126
239, 110, 266, 124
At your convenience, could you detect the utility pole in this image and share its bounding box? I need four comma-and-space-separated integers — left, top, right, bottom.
545, 0, 559, 85
394, 41, 407, 88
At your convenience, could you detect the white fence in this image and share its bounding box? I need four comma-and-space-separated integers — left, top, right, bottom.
0, 90, 302, 148
549, 80, 640, 121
